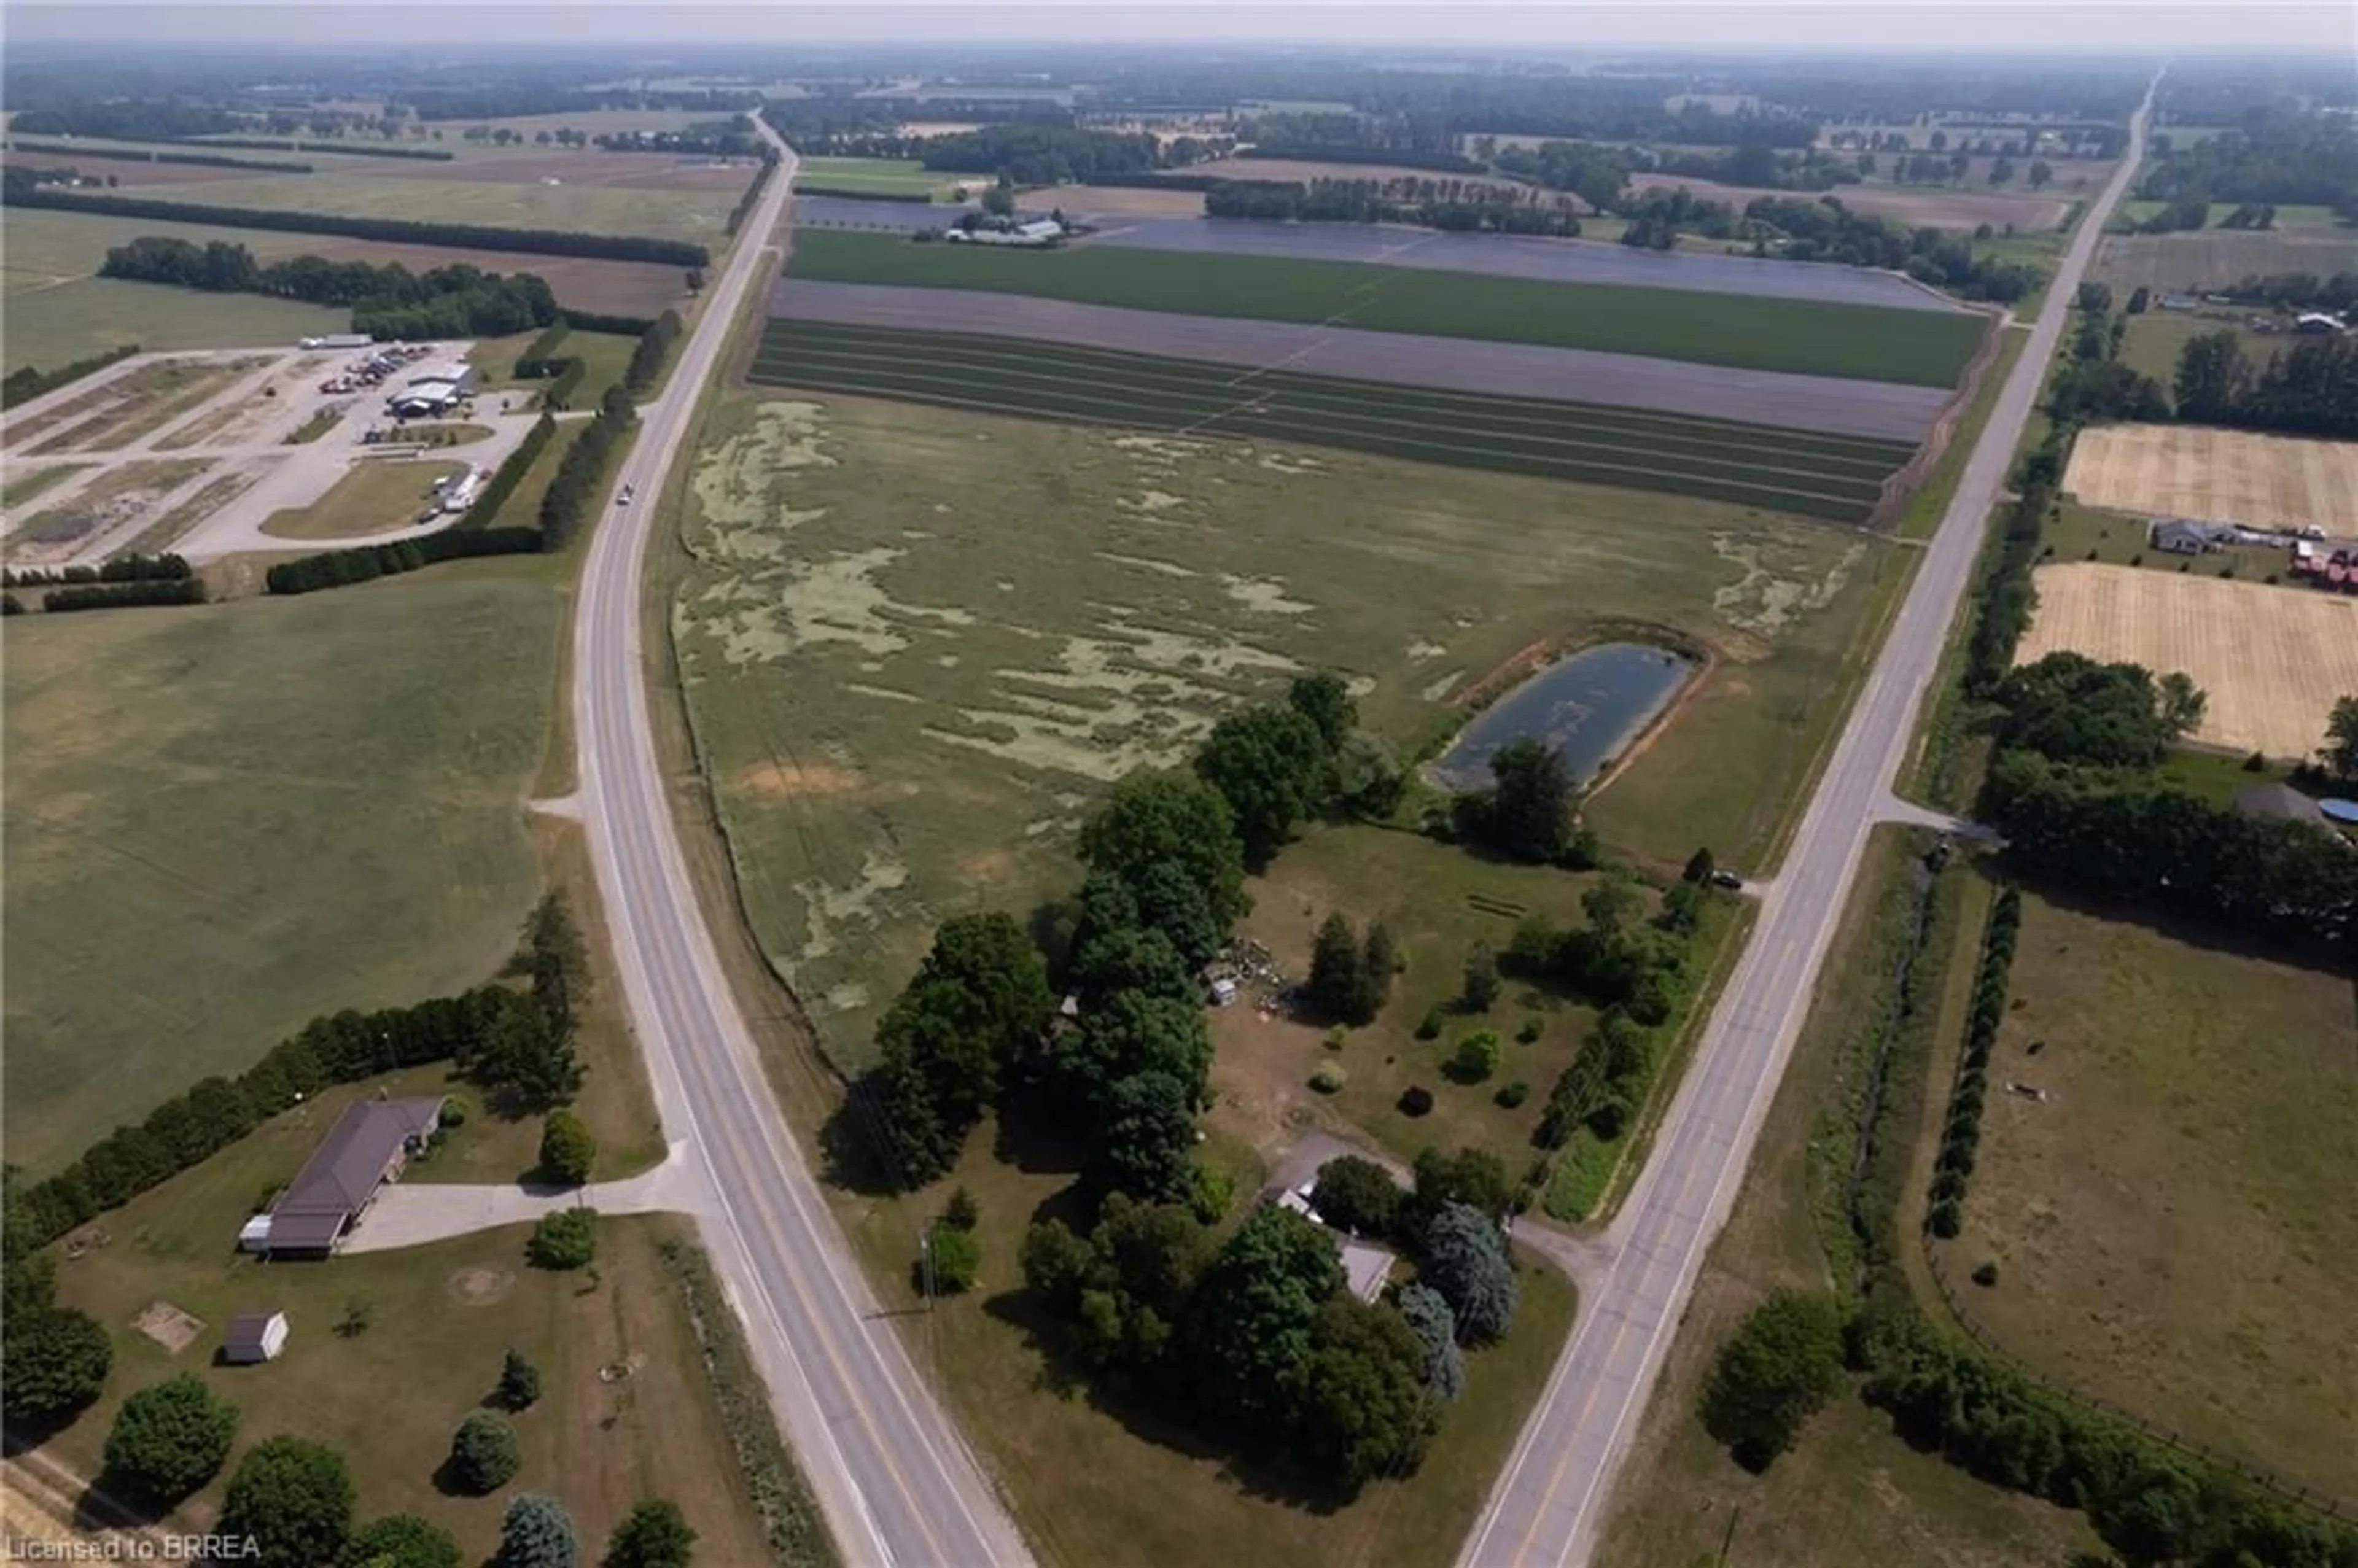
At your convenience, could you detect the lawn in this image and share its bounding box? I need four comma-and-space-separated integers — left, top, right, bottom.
476, 327, 644, 406
2114, 309, 2276, 386
2040, 500, 2285, 581
1942, 892, 2358, 1500
260, 458, 465, 540
670, 392, 1886, 1073
33, 1073, 768, 1563
1, 567, 562, 1171
749, 319, 1914, 522
74, 173, 736, 247
1595, 830, 2099, 1568
784, 230, 1988, 387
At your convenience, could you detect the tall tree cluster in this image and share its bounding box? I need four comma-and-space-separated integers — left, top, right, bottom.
2173, 330, 2358, 438
99, 236, 560, 337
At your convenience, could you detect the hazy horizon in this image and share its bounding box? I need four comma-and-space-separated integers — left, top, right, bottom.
6, 2, 2354, 54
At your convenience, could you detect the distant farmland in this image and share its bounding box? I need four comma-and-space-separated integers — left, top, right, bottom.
747, 319, 1913, 521
785, 230, 1988, 387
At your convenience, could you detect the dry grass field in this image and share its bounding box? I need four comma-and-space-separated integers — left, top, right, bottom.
2015, 564, 2358, 758
1945, 893, 2358, 1501
2064, 422, 2358, 535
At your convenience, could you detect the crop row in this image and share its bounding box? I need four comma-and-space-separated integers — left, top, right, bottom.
750, 322, 1894, 521
785, 230, 1987, 389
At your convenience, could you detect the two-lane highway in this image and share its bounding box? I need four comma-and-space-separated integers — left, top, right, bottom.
572, 120, 1033, 1567
1458, 79, 2159, 1568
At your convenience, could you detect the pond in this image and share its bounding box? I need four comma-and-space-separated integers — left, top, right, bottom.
1429, 641, 1697, 794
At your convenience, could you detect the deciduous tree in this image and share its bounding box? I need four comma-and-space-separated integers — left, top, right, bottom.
537, 1109, 595, 1187
1183, 1205, 1345, 1433
1080, 773, 1248, 928
604, 1500, 696, 1568
221, 1436, 355, 1568
1310, 1155, 1403, 1239
340, 1513, 462, 1568
1194, 704, 1330, 868
1, 1303, 111, 1427
1089, 1071, 1199, 1203
1287, 670, 1356, 754
1461, 942, 1501, 1011
1293, 1296, 1439, 1491
103, 1373, 238, 1506
1484, 738, 1575, 863
1699, 1289, 1848, 1470
1059, 988, 1214, 1114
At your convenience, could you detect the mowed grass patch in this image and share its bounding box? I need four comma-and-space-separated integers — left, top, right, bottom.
792, 156, 957, 198
1, 278, 340, 373
1, 569, 561, 1171
35, 1081, 768, 1562
1944, 893, 2358, 1499
670, 393, 1880, 1069
2093, 222, 2358, 294
1597, 829, 2099, 1568
260, 458, 465, 540
2115, 309, 2278, 388
833, 1114, 1576, 1568
785, 230, 1986, 387
749, 319, 1911, 522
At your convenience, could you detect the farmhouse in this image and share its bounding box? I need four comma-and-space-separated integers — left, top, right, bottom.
222, 1310, 289, 1364
1277, 1182, 1399, 1303
2294, 312, 2348, 335
2150, 518, 2219, 555
249, 1095, 445, 1256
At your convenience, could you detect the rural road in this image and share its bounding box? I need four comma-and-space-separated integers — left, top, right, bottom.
571, 117, 1032, 1567
1457, 77, 2158, 1568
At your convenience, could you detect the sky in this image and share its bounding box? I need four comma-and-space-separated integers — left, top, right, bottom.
7, 2, 2355, 53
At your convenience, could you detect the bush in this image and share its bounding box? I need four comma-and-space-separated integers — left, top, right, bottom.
1311, 1155, 1403, 1238
341, 1514, 462, 1568
1398, 1085, 1434, 1117
1448, 1030, 1502, 1083
1928, 1197, 1963, 1238
103, 1373, 238, 1506
448, 1411, 522, 1496
1188, 1164, 1234, 1224
537, 1109, 594, 1187
1309, 1062, 1347, 1094
1972, 1260, 2000, 1287
1698, 1290, 1848, 1470
220, 1437, 354, 1568
1, 1306, 112, 1427
1515, 1017, 1543, 1044
1494, 1081, 1530, 1109
439, 1098, 469, 1128
1414, 1006, 1444, 1041
526, 1207, 598, 1270
602, 1499, 697, 1568
927, 1222, 979, 1295
942, 1185, 979, 1232
495, 1348, 540, 1412
1461, 942, 1501, 1011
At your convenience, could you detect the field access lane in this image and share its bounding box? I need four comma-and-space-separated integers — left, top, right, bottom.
770, 279, 1951, 441
574, 118, 1033, 1568
1455, 74, 2160, 1568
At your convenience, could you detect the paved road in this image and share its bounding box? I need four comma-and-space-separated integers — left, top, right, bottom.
573, 118, 1033, 1567
1457, 79, 2158, 1568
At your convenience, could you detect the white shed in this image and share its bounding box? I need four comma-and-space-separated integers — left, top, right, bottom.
223, 1310, 289, 1364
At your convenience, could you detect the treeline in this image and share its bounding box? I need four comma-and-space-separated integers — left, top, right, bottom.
623, 310, 681, 394
5, 138, 313, 174
1922, 886, 2019, 1238
2045, 285, 2168, 427
539, 387, 636, 549
1, 553, 191, 588
1, 343, 138, 410
1204, 177, 1582, 236
592, 121, 762, 158
917, 124, 1217, 184
9, 101, 239, 139
99, 236, 561, 339
263, 527, 542, 595
206, 135, 454, 163
1, 184, 710, 267
2186, 270, 2358, 312
458, 414, 556, 529
1726, 195, 2044, 303
2172, 330, 2358, 438
12, 895, 590, 1251
2138, 111, 2358, 215
758, 96, 905, 150
41, 580, 207, 613
1237, 141, 1484, 174
399, 85, 761, 122
726, 150, 780, 237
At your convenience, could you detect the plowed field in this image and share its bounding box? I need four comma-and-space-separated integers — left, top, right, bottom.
2063, 422, 2358, 535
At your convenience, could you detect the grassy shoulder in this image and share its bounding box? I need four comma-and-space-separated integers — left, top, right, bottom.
1938, 888, 2358, 1500
36, 1081, 768, 1562
785, 230, 1986, 387
1596, 829, 2098, 1568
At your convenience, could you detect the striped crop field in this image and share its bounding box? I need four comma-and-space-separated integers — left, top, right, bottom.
784, 230, 1988, 388
746, 319, 1915, 522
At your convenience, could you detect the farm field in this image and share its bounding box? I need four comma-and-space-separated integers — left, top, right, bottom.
2116, 200, 2348, 231
1625, 170, 2068, 231
1, 567, 561, 1171
749, 317, 1916, 519
2114, 309, 2274, 386
2063, 422, 2358, 535
2014, 564, 2358, 759
33, 173, 736, 247
35, 1080, 769, 1562
2093, 223, 2358, 293
784, 230, 1986, 386
791, 154, 960, 198
1944, 893, 2358, 1501
1075, 214, 1957, 312
1599, 829, 2099, 1568
671, 392, 1885, 1068
260, 457, 467, 539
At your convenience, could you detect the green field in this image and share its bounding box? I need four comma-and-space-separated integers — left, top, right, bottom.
1945, 893, 2358, 1500
785, 231, 1988, 387
749, 320, 1913, 522
671, 391, 1885, 1068
2114, 309, 2279, 386
3, 279, 344, 373
792, 155, 958, 198
2094, 222, 2358, 293
476, 325, 644, 404
2, 567, 562, 1171
37, 1071, 769, 1562
42, 173, 734, 246
2117, 200, 2348, 231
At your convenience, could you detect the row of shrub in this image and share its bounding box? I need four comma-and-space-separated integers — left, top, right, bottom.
191, 134, 455, 162
0, 185, 709, 266
5, 138, 313, 173
263, 526, 540, 596
725, 151, 781, 236
538, 389, 636, 549
40, 580, 207, 613
1, 342, 139, 409
457, 414, 556, 529
2, 553, 191, 587
792, 183, 929, 204
1924, 885, 2020, 1238
623, 309, 682, 394
512, 322, 572, 378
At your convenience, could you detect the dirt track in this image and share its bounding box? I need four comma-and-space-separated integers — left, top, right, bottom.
769, 279, 1949, 441
2017, 563, 2358, 758
2064, 422, 2358, 535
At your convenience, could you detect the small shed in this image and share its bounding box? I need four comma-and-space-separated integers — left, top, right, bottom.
223, 1310, 289, 1364
237, 1215, 273, 1253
